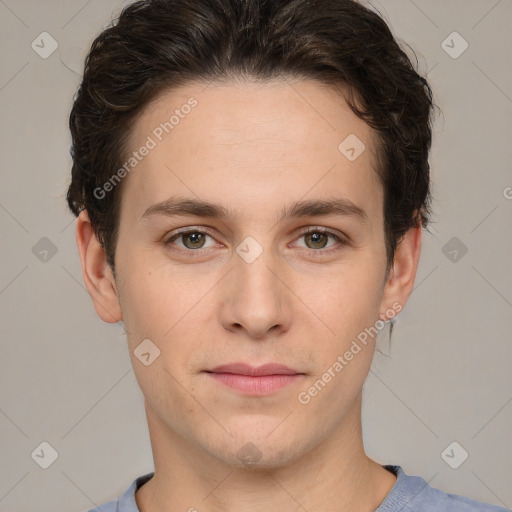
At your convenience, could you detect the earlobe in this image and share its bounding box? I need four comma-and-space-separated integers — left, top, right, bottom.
379, 224, 422, 320
75, 210, 123, 324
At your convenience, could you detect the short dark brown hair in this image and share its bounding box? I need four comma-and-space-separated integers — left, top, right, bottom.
66, 0, 437, 275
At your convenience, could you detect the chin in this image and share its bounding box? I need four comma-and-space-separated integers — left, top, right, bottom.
204, 426, 312, 470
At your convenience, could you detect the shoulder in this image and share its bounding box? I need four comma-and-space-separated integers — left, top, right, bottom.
85, 472, 154, 512
86, 501, 117, 512
421, 485, 510, 511
377, 465, 510, 512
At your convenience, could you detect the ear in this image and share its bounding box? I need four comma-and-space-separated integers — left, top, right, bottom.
379, 223, 422, 320
75, 209, 122, 323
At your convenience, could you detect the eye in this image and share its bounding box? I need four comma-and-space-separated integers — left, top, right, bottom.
163, 227, 347, 256
163, 229, 217, 252
293, 228, 346, 254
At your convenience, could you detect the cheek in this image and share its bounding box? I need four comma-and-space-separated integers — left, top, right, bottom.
117, 273, 163, 342
116, 248, 174, 329
118, 267, 202, 411
299, 262, 383, 339
296, 270, 381, 413
117, 257, 215, 362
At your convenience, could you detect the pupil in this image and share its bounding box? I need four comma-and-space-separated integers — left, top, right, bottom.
308, 232, 327, 249
187, 233, 204, 248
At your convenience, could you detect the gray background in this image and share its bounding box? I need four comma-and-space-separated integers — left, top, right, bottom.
0, 0, 511, 510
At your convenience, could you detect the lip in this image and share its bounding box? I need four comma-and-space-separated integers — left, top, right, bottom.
205, 363, 305, 396
208, 363, 302, 376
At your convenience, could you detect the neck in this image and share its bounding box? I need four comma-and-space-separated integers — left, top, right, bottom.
135, 393, 396, 512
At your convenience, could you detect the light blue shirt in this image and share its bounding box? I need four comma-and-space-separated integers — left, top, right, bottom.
87, 465, 510, 511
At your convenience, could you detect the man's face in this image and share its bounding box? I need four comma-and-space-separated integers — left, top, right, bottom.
112, 79, 395, 467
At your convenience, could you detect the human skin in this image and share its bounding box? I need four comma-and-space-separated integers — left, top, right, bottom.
76, 78, 422, 511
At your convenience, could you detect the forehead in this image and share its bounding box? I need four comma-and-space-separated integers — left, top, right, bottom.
132, 78, 377, 154
120, 78, 382, 226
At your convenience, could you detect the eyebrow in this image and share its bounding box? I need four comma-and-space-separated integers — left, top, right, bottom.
141, 196, 368, 224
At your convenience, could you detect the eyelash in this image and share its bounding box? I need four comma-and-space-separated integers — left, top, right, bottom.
163, 227, 347, 257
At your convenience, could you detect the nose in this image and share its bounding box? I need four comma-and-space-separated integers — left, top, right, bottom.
219, 247, 292, 340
